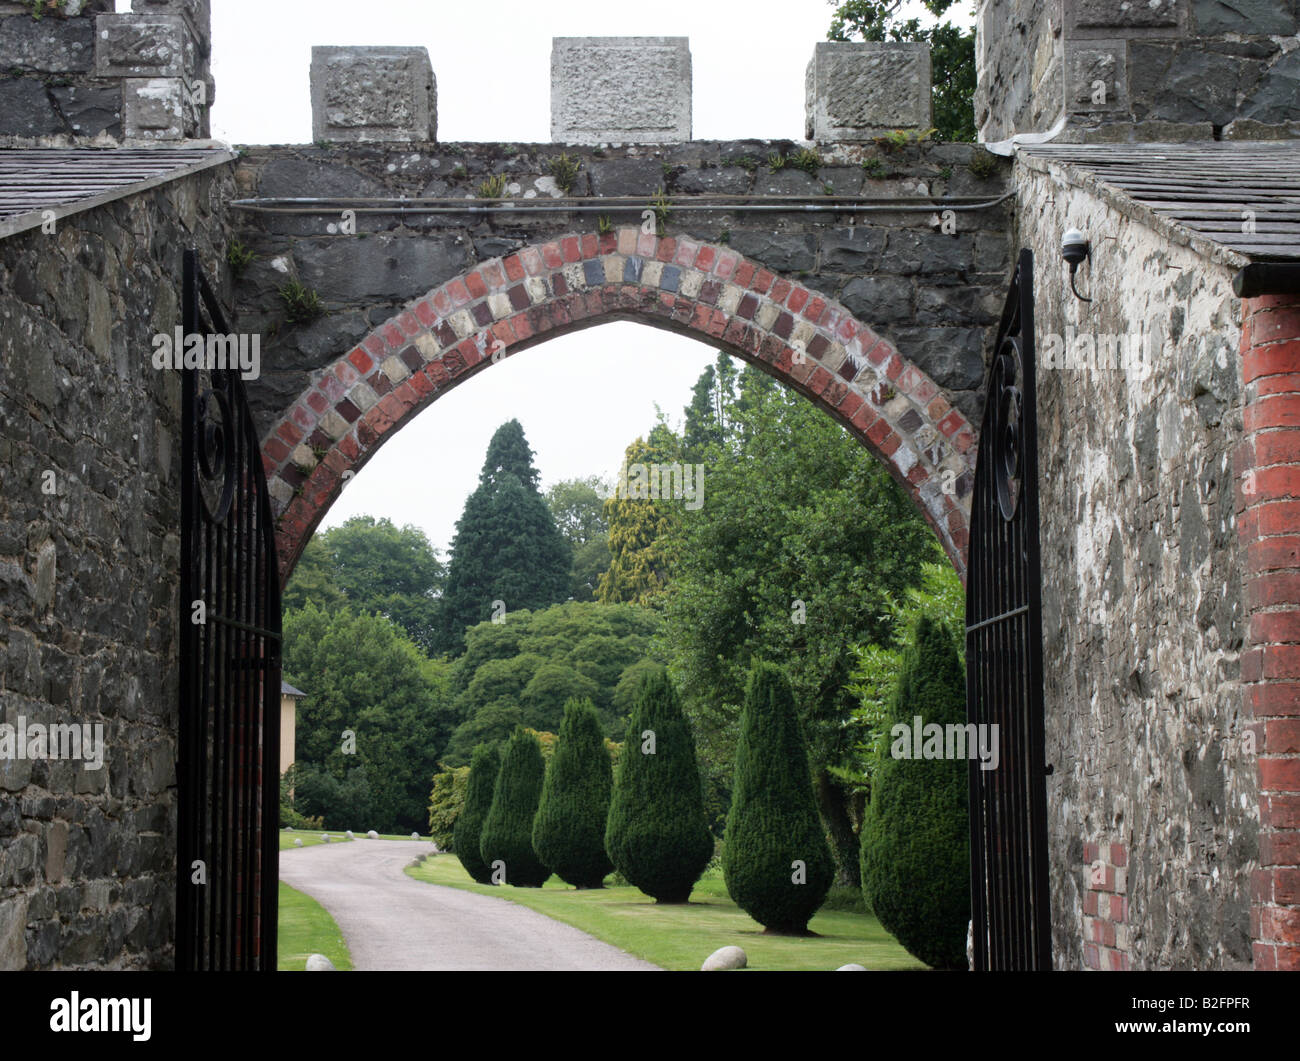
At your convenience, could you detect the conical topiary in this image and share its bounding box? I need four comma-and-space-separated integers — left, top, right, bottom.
722, 661, 834, 933
532, 698, 615, 888
479, 727, 550, 887
604, 669, 713, 902
860, 616, 970, 969
453, 743, 500, 884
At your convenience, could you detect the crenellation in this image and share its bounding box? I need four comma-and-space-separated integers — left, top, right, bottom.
550, 37, 692, 145
805, 42, 932, 141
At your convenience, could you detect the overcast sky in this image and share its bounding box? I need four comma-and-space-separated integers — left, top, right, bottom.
167, 0, 950, 557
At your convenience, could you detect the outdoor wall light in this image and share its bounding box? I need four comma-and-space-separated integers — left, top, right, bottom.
1061, 227, 1092, 303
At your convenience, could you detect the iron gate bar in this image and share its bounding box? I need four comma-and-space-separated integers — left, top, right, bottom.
965, 605, 1030, 634
178, 248, 282, 971
965, 248, 1052, 971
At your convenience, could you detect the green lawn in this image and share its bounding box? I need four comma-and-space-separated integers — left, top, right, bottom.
405, 855, 926, 971
280, 829, 433, 849
278, 829, 357, 850
277, 881, 353, 971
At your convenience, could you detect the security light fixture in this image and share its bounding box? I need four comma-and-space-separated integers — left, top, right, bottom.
1061, 227, 1092, 303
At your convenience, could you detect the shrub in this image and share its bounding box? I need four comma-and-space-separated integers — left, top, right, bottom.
292, 763, 372, 831
532, 699, 614, 887
427, 765, 469, 851
860, 615, 970, 969
476, 173, 508, 199
479, 727, 550, 887
547, 153, 581, 194
968, 148, 999, 180
453, 745, 499, 883
226, 239, 256, 279
279, 280, 324, 324
722, 661, 834, 933
604, 669, 713, 902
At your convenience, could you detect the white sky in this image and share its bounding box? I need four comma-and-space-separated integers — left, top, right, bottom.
162, 0, 951, 557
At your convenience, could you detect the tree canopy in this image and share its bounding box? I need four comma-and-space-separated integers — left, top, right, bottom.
435, 420, 573, 655
282, 601, 454, 833
283, 516, 444, 653
660, 360, 941, 883
442, 601, 662, 762
828, 0, 976, 142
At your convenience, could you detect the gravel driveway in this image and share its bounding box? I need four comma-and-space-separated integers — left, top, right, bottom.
279, 839, 660, 971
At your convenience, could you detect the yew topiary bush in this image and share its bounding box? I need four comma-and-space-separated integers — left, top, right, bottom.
723, 661, 834, 933
453, 744, 499, 884
604, 669, 713, 903
532, 698, 615, 888
860, 616, 970, 969
479, 727, 550, 887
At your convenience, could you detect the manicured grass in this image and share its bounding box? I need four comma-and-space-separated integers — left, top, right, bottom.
405, 854, 926, 971
280, 829, 435, 850
278, 829, 356, 850
277, 881, 353, 971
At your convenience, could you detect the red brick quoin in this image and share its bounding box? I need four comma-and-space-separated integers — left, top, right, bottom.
260, 231, 978, 587
1238, 293, 1300, 971
1082, 841, 1130, 970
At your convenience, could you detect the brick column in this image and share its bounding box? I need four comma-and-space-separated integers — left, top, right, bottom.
1237, 293, 1300, 971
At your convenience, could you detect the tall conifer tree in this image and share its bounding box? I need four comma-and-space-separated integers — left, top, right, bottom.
436, 421, 571, 654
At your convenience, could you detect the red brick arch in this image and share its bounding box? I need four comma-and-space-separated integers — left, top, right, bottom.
261, 229, 977, 586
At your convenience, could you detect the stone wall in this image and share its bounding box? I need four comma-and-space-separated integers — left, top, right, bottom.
1016, 154, 1255, 969
0, 0, 212, 143
0, 162, 234, 969
977, 0, 1300, 142
975, 0, 1062, 143
230, 140, 1015, 437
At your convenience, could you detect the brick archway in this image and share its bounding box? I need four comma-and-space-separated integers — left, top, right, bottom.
261, 230, 978, 585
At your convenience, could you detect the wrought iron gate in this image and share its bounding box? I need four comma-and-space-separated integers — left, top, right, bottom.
965, 249, 1052, 970
178, 249, 282, 971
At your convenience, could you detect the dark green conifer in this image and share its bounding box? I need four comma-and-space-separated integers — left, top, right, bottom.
532, 698, 614, 888
453, 743, 500, 884
604, 670, 713, 902
860, 616, 970, 969
723, 661, 834, 933
479, 727, 550, 887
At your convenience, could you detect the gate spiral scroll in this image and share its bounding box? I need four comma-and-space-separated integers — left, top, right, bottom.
194, 377, 237, 524
178, 250, 282, 972
990, 335, 1024, 522
965, 249, 1052, 971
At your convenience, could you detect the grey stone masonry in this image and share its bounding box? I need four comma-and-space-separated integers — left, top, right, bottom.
1016, 154, 1254, 968
95, 10, 212, 139
977, 0, 1300, 142
229, 139, 1013, 432
130, 0, 212, 58
551, 37, 692, 144
93, 13, 196, 78
310, 47, 436, 144
806, 42, 932, 141
0, 160, 236, 968
0, 3, 210, 143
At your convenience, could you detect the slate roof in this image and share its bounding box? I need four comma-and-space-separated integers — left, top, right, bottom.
281, 681, 307, 699
0, 147, 235, 239
1017, 141, 1300, 266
